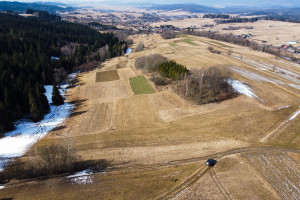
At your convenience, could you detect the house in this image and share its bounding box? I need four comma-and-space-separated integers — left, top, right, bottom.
288, 41, 298, 45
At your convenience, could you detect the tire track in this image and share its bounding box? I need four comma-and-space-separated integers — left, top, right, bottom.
260, 108, 300, 143
210, 169, 232, 200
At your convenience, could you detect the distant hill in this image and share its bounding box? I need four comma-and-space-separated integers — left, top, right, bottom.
0, 1, 73, 14
146, 4, 219, 13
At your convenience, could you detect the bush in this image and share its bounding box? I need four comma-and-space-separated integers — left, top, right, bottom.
135, 54, 168, 72
161, 31, 177, 39
1, 143, 109, 181
208, 47, 221, 54
135, 42, 144, 52
151, 73, 171, 85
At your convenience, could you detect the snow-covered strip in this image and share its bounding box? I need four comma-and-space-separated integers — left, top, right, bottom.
0, 184, 4, 189
276, 105, 291, 110
289, 84, 300, 90
231, 67, 284, 84
271, 59, 300, 68
288, 108, 300, 121
227, 79, 264, 103
232, 56, 300, 83
0, 73, 76, 171
125, 48, 132, 55
68, 169, 94, 184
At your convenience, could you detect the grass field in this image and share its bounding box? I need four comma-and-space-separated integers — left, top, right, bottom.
151, 19, 300, 46
0, 162, 200, 200
179, 38, 199, 46
1, 33, 300, 199
129, 76, 155, 95
96, 70, 119, 82
170, 43, 177, 47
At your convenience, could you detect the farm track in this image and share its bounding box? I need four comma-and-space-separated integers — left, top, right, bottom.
6, 147, 300, 191
210, 170, 232, 200
109, 147, 300, 200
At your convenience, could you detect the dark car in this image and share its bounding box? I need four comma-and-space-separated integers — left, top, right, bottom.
205, 159, 217, 166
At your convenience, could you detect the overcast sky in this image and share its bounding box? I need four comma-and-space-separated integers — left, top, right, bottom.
1, 0, 300, 7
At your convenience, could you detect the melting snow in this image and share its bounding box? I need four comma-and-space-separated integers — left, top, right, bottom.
288, 108, 300, 121
276, 105, 291, 110
125, 48, 132, 55
68, 169, 94, 184
231, 67, 284, 84
0, 74, 76, 171
289, 84, 300, 90
0, 185, 4, 189
227, 79, 265, 103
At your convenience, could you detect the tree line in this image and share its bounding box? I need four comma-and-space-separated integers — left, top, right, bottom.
203, 14, 230, 19
0, 13, 127, 135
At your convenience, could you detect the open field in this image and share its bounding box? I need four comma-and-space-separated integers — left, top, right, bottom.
151, 19, 300, 46
96, 70, 119, 82
174, 151, 300, 200
1, 34, 300, 199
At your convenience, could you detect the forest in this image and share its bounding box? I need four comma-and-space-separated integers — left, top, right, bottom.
0, 13, 127, 135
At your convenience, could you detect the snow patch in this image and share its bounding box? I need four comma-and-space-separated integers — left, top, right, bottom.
288, 108, 300, 121
125, 48, 132, 55
289, 84, 300, 90
228, 80, 257, 98
227, 79, 264, 102
276, 105, 291, 110
0, 184, 4, 189
0, 73, 76, 171
68, 169, 94, 184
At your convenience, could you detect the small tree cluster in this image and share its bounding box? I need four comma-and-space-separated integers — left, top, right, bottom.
52, 84, 64, 105
176, 66, 238, 104
161, 31, 177, 39
158, 61, 189, 80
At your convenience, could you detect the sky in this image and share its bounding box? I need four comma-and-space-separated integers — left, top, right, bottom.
1, 0, 300, 8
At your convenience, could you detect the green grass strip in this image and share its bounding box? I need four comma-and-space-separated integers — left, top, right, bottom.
130, 76, 155, 95
180, 39, 198, 46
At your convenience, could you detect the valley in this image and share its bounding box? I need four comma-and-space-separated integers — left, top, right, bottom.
1, 33, 299, 199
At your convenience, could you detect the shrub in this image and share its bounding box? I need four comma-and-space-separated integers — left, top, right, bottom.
208, 46, 221, 54
135, 42, 144, 52
1, 143, 109, 181
161, 31, 177, 39
151, 73, 171, 85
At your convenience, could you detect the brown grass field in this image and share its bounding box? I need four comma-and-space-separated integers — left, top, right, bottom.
1, 33, 300, 199
96, 70, 120, 82
151, 19, 300, 47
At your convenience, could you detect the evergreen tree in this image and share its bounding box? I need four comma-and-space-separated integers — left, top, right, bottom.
35, 82, 50, 114
0, 101, 14, 135
28, 88, 43, 122
52, 84, 64, 105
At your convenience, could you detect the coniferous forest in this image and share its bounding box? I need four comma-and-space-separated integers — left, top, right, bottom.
0, 13, 127, 135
